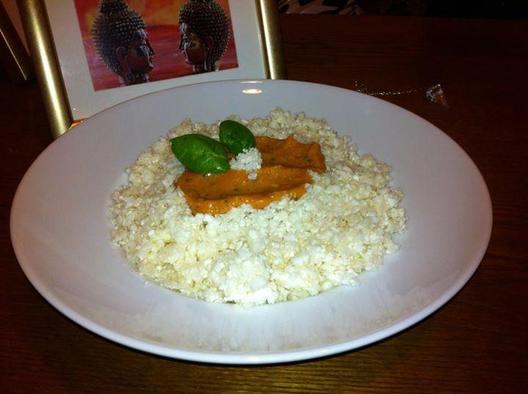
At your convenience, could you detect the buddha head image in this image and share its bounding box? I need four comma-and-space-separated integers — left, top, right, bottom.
178, 0, 229, 74
92, 0, 154, 86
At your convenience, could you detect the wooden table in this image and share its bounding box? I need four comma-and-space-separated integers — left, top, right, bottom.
2, 16, 527, 392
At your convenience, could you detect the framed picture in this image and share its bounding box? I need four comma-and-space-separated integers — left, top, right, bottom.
18, 0, 285, 138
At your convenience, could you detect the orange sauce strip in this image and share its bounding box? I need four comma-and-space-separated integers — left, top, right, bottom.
256, 136, 326, 173
177, 166, 311, 215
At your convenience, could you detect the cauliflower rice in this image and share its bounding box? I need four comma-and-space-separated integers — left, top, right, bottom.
110, 109, 406, 306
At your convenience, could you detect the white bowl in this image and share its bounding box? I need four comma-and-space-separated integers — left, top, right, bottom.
10, 80, 492, 364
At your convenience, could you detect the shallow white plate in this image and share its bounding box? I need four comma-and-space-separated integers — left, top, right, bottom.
11, 80, 492, 364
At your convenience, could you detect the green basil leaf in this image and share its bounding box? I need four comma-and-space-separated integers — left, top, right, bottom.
219, 120, 256, 155
170, 134, 230, 174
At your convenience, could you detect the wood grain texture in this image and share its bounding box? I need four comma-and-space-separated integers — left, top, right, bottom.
2, 16, 527, 394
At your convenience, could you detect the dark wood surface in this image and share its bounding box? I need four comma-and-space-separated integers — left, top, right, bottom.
2, 16, 527, 393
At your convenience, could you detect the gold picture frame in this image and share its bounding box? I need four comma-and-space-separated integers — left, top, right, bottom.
18, 0, 285, 138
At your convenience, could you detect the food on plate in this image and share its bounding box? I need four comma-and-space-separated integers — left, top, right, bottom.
110, 109, 406, 306
177, 165, 312, 215
174, 127, 327, 214
170, 133, 229, 174
256, 135, 326, 173
219, 119, 256, 155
